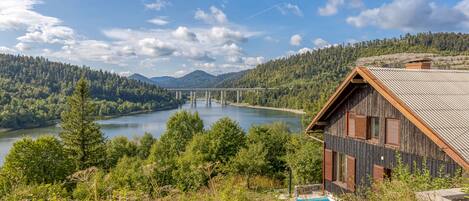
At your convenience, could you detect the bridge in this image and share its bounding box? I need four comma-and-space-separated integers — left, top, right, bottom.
167, 88, 276, 107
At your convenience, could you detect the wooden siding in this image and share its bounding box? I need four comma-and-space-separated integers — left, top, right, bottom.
324, 85, 453, 162
324, 134, 461, 194
322, 84, 461, 194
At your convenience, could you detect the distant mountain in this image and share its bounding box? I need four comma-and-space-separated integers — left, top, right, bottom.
130, 70, 247, 88
128, 73, 155, 84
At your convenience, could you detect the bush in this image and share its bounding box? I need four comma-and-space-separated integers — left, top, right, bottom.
106, 136, 138, 168
285, 134, 322, 184
137, 132, 155, 159
2, 183, 69, 201
246, 123, 290, 178
2, 136, 73, 184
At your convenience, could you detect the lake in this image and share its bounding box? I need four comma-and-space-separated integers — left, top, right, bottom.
0, 101, 303, 164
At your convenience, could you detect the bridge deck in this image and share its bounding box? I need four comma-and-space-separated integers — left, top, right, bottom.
166, 88, 276, 91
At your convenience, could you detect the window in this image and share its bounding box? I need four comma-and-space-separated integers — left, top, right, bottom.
369, 117, 380, 140
347, 111, 367, 139
335, 152, 347, 183
385, 118, 400, 146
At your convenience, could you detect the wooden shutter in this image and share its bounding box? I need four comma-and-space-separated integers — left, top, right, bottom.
346, 156, 356, 191
355, 115, 367, 139
373, 165, 384, 182
324, 149, 333, 181
386, 119, 400, 146
347, 112, 355, 137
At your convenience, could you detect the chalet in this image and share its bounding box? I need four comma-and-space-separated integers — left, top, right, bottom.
306, 60, 469, 194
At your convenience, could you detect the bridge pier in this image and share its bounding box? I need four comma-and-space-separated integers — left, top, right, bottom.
190, 91, 197, 107
236, 90, 240, 104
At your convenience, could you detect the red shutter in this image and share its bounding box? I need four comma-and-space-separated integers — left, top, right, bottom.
324, 149, 333, 181
346, 156, 356, 191
386, 119, 400, 146
355, 115, 367, 139
347, 112, 355, 137
373, 165, 384, 182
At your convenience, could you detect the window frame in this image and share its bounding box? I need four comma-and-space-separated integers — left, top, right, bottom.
333, 152, 347, 185
368, 116, 380, 142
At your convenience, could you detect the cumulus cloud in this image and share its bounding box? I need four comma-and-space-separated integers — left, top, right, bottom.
277, 3, 303, 16
290, 34, 302, 46
172, 26, 197, 41
0, 0, 76, 46
313, 38, 330, 48
194, 6, 228, 24
145, 0, 170, 10
297, 47, 313, 54
15, 42, 31, 51
138, 38, 175, 57
318, 0, 363, 16
148, 17, 169, 25
0, 46, 16, 54
346, 0, 469, 32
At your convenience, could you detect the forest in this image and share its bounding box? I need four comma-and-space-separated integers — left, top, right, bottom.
0, 78, 466, 201
0, 78, 323, 200
0, 54, 179, 129
218, 32, 469, 124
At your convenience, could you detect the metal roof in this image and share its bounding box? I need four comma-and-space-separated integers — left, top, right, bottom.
368, 67, 469, 163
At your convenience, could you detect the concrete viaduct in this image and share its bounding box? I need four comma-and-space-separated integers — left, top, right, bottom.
167, 88, 276, 107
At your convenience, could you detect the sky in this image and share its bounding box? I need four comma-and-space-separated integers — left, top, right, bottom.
0, 0, 468, 77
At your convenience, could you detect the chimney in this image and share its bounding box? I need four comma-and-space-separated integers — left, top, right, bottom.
404, 58, 432, 70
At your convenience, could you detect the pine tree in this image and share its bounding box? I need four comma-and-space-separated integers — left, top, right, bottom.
59, 78, 106, 170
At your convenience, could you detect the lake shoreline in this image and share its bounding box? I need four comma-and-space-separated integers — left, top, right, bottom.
0, 104, 180, 134
228, 102, 306, 115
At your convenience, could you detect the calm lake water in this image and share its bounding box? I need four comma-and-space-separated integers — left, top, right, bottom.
0, 101, 303, 164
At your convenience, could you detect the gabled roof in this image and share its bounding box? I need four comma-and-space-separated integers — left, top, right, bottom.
306, 67, 469, 170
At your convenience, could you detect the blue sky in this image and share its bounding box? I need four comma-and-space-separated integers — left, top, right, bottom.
0, 0, 468, 77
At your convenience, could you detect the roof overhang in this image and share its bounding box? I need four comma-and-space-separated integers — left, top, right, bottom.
305, 67, 469, 170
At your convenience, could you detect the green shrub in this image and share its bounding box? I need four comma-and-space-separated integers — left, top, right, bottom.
106, 136, 138, 168
3, 183, 69, 201
2, 136, 73, 184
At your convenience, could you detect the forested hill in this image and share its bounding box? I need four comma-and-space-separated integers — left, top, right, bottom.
218, 32, 469, 123
0, 54, 178, 129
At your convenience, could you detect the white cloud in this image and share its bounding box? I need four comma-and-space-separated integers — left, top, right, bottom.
208, 27, 247, 44
277, 3, 303, 16
313, 38, 330, 48
138, 38, 175, 57
290, 34, 302, 46
172, 26, 197, 41
194, 6, 228, 24
145, 0, 170, 10
0, 46, 16, 54
148, 17, 169, 25
298, 47, 313, 54
346, 0, 469, 32
318, 0, 344, 16
318, 0, 364, 16
119, 71, 132, 77
174, 69, 188, 77
0, 0, 76, 46
15, 42, 31, 51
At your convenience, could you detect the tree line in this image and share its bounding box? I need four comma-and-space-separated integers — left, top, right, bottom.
218, 32, 469, 125
0, 54, 180, 129
0, 78, 322, 200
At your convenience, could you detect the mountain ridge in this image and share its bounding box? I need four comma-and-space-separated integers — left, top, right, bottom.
130, 69, 247, 88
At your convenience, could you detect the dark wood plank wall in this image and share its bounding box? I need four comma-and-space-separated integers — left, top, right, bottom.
324, 134, 460, 194
324, 84, 453, 162
322, 84, 461, 194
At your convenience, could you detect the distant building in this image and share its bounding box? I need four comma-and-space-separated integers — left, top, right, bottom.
306, 59, 469, 194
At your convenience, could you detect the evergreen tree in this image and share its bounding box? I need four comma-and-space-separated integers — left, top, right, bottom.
59, 78, 106, 170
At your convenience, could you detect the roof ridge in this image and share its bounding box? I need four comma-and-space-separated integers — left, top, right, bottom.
367, 67, 469, 73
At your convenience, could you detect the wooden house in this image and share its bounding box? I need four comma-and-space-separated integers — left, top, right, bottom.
306, 60, 469, 194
